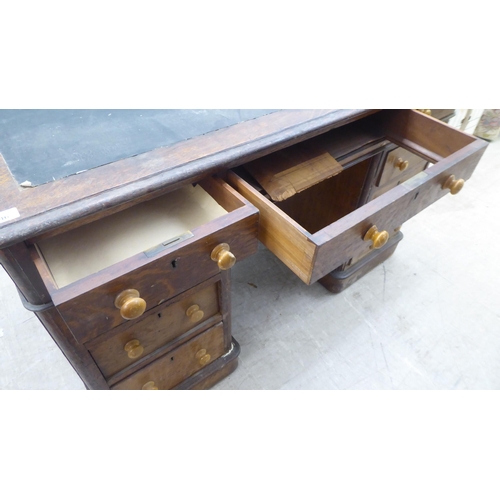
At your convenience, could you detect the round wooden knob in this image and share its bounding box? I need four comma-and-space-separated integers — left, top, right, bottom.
395, 158, 409, 171
211, 243, 236, 270
124, 339, 144, 359
186, 304, 204, 323
195, 348, 211, 366
142, 381, 158, 390
364, 225, 389, 249
442, 175, 465, 195
114, 289, 147, 320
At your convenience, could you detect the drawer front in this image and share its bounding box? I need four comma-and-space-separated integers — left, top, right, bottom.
31, 177, 258, 343
376, 147, 427, 189
311, 144, 486, 282
228, 110, 487, 285
50, 208, 257, 344
87, 280, 220, 379
369, 149, 427, 201
339, 231, 402, 272
111, 322, 227, 390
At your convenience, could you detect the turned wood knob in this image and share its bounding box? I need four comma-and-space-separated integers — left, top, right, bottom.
114, 289, 147, 320
142, 381, 158, 390
211, 243, 236, 270
124, 339, 144, 359
186, 304, 204, 323
442, 175, 465, 195
364, 225, 389, 249
395, 158, 409, 171
195, 348, 211, 366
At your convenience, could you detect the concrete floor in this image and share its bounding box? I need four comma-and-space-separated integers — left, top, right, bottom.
1, 133, 499, 390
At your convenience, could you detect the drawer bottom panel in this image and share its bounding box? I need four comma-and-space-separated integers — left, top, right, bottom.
111, 322, 226, 390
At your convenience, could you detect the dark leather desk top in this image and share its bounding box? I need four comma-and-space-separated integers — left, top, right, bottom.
0, 109, 375, 248
0, 110, 278, 186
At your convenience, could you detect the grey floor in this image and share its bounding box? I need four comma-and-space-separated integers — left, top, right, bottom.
1, 127, 499, 390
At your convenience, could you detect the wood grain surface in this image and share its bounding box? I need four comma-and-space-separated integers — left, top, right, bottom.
49, 208, 258, 343
111, 322, 226, 390
227, 171, 316, 284
175, 339, 240, 390
229, 113, 487, 285
379, 109, 475, 161
87, 280, 220, 379
311, 142, 487, 283
0, 110, 376, 248
244, 142, 343, 201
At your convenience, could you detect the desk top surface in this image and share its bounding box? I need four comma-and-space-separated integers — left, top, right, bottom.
0, 109, 376, 248
0, 110, 278, 186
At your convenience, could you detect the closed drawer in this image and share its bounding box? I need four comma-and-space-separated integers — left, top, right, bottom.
377, 147, 427, 188
228, 109, 487, 285
369, 147, 428, 201
32, 177, 258, 343
111, 322, 227, 390
86, 277, 221, 379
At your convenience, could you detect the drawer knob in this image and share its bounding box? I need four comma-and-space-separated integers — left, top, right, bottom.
114, 289, 147, 320
417, 109, 432, 116
195, 348, 211, 366
142, 381, 158, 390
124, 339, 144, 359
186, 304, 205, 323
395, 158, 409, 171
364, 225, 389, 249
442, 175, 465, 195
211, 243, 236, 270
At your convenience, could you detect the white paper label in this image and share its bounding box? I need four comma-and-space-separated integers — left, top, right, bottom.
0, 207, 20, 224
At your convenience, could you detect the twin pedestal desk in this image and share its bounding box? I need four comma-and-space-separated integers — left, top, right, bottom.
0, 109, 487, 390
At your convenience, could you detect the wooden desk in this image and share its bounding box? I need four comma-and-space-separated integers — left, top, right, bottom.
0, 109, 487, 389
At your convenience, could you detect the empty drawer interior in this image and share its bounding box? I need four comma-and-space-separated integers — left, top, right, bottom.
35, 182, 233, 288
228, 109, 484, 285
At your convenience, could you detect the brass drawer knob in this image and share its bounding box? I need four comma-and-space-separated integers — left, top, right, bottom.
142, 381, 158, 390
364, 225, 389, 249
124, 339, 144, 359
211, 243, 236, 270
442, 175, 465, 195
395, 158, 409, 171
114, 289, 147, 320
195, 348, 211, 366
186, 304, 205, 323
417, 109, 432, 116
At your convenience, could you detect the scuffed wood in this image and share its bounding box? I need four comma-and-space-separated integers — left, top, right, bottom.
244, 143, 343, 201
0, 109, 377, 248
227, 170, 316, 284
111, 323, 226, 390
311, 142, 487, 283
380, 109, 475, 160
50, 208, 258, 343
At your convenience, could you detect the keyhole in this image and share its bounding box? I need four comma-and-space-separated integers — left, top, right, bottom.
171, 259, 178, 268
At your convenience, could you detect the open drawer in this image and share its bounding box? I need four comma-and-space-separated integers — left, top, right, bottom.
227, 109, 487, 285
30, 176, 258, 343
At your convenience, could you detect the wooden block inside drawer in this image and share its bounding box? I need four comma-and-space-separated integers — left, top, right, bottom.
86, 277, 221, 379
244, 142, 343, 202
111, 322, 227, 390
